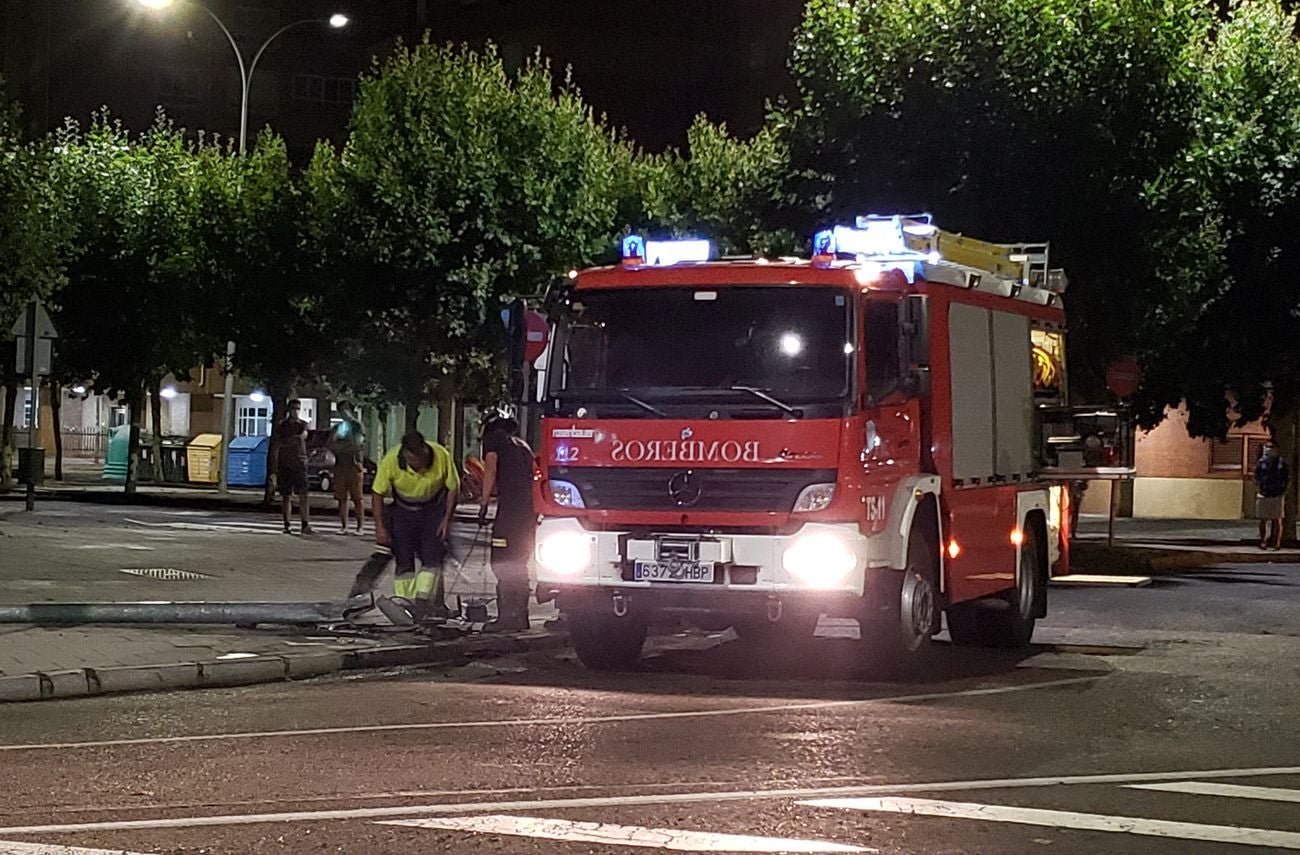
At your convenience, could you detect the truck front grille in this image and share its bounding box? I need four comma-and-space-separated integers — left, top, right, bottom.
551, 466, 836, 513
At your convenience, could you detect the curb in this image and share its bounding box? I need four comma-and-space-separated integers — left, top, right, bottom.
0, 630, 569, 704
1072, 541, 1300, 576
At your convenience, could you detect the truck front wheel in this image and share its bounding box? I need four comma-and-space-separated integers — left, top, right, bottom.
567, 611, 648, 671
861, 526, 939, 673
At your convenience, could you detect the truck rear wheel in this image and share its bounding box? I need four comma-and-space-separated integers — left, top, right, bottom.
946, 525, 1041, 648
567, 611, 647, 671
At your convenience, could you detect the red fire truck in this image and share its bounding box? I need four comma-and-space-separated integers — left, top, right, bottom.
530, 214, 1120, 671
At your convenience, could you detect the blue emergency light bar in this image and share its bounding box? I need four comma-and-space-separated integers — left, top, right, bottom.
812, 214, 941, 265
620, 235, 714, 266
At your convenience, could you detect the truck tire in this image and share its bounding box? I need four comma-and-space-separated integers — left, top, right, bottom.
568, 611, 647, 671
862, 525, 939, 673
946, 525, 1041, 648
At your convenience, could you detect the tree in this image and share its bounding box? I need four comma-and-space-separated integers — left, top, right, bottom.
51, 114, 210, 492
0, 80, 69, 488
637, 117, 797, 256
332, 41, 633, 425
781, 0, 1209, 394
1136, 0, 1300, 532
192, 131, 337, 438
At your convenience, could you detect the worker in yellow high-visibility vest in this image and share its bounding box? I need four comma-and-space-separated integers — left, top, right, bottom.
369, 430, 460, 620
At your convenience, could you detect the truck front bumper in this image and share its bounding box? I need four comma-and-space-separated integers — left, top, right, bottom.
534, 517, 895, 618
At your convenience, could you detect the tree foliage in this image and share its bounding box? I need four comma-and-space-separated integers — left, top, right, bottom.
1137, 0, 1300, 436
52, 114, 210, 400
332, 41, 634, 416
637, 117, 796, 256
782, 0, 1210, 392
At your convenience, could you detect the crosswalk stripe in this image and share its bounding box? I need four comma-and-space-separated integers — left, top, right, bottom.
0, 842, 153, 854
1128, 781, 1300, 803
379, 815, 871, 852
800, 796, 1300, 850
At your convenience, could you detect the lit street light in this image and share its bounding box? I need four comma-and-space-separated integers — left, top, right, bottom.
134, 0, 350, 493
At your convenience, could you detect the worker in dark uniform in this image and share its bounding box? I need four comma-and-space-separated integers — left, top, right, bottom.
478, 412, 537, 632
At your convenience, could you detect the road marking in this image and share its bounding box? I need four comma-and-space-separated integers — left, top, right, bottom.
380, 815, 871, 852
0, 843, 153, 854
799, 796, 1300, 850
2, 766, 1300, 837
125, 518, 282, 535
70, 543, 155, 551
1128, 781, 1300, 803
1051, 574, 1152, 587
0, 675, 1098, 753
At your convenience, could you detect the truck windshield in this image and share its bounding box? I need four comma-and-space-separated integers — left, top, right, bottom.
551, 286, 853, 416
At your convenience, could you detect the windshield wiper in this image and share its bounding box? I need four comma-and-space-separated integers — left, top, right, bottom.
619, 390, 669, 417
728, 386, 804, 418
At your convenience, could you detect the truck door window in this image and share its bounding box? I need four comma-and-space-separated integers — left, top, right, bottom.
865, 300, 901, 404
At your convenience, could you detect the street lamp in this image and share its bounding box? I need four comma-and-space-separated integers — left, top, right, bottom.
136, 0, 351, 154
135, 0, 349, 493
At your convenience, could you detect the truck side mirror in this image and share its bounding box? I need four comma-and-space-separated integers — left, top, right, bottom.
900, 294, 931, 396
506, 298, 528, 403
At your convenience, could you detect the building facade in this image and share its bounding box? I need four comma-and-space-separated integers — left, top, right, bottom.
1080, 406, 1271, 520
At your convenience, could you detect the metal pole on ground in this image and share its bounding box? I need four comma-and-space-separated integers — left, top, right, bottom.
1107, 478, 1119, 548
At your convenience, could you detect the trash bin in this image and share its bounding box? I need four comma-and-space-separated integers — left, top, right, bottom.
103, 424, 131, 483
186, 434, 223, 484
160, 435, 189, 483
17, 447, 44, 486
137, 432, 160, 483
228, 436, 270, 487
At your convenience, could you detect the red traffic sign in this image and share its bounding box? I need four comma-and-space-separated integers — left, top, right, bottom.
1106, 357, 1141, 399
524, 310, 549, 363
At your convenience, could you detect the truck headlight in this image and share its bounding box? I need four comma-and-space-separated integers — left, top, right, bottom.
782, 532, 856, 587
548, 479, 586, 509
537, 531, 593, 575
792, 483, 835, 513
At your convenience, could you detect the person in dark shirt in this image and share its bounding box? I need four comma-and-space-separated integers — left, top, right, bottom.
273, 399, 311, 535
1254, 440, 1289, 549
477, 412, 537, 632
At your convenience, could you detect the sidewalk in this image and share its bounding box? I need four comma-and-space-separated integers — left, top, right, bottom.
0, 494, 562, 703
1, 457, 321, 513
1073, 514, 1300, 573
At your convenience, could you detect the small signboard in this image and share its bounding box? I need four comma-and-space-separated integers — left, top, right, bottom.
11, 302, 57, 378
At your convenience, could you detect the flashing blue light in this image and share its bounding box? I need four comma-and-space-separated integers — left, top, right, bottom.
621, 235, 646, 261
812, 229, 836, 256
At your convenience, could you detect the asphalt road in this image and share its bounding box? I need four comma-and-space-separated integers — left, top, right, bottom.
0, 554, 1297, 854
0, 499, 500, 603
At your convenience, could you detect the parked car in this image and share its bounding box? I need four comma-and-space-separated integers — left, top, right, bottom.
306, 443, 377, 494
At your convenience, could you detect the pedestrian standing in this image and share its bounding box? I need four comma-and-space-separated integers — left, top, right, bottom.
273, 399, 311, 535
369, 430, 460, 621
478, 412, 536, 632
1255, 440, 1289, 549
328, 401, 366, 535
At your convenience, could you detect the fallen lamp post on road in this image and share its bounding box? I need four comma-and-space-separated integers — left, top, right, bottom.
0, 601, 344, 626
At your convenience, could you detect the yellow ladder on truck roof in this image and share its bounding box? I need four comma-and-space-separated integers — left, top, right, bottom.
865, 214, 1067, 293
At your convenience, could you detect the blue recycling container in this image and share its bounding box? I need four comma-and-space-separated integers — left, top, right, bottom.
227, 435, 270, 487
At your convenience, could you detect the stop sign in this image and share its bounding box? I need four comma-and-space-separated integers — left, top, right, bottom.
524, 310, 549, 363
1106, 357, 1141, 399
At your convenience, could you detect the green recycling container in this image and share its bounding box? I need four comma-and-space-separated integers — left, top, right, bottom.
102, 424, 131, 483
